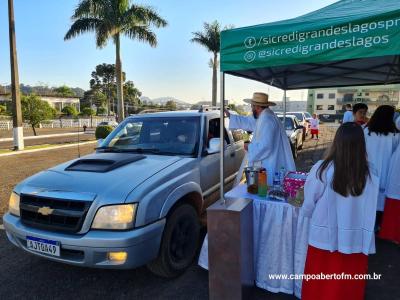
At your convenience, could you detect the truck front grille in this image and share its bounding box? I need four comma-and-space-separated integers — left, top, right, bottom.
20, 194, 91, 233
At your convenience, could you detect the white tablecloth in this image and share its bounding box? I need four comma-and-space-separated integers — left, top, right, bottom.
198, 184, 310, 299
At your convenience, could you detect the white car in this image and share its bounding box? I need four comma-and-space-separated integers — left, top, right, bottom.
286, 112, 311, 140
98, 121, 119, 128
277, 115, 304, 159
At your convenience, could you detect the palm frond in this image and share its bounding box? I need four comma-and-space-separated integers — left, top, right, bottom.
73, 0, 105, 19
191, 21, 222, 53
64, 18, 103, 41
123, 4, 167, 28
191, 32, 214, 53
95, 23, 112, 48
123, 26, 157, 47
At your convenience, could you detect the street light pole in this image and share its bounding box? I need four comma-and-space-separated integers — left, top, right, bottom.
8, 0, 24, 150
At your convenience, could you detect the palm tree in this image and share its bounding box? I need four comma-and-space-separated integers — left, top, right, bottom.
191, 21, 229, 107
64, 0, 167, 122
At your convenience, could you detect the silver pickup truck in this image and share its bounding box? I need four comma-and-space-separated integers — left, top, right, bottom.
3, 110, 245, 277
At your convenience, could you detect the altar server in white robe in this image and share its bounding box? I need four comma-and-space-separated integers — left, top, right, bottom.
226, 92, 296, 186
379, 116, 400, 243
363, 105, 400, 212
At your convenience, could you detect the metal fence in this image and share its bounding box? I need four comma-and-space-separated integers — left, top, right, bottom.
0, 117, 116, 130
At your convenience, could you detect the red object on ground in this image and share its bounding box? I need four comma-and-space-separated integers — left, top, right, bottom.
310, 129, 319, 135
379, 198, 400, 244
302, 245, 368, 300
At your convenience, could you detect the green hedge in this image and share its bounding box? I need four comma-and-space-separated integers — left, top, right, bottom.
95, 125, 113, 139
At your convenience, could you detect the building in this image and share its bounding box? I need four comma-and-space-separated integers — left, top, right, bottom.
307, 84, 400, 121
0, 93, 80, 112
40, 95, 80, 112
270, 99, 307, 113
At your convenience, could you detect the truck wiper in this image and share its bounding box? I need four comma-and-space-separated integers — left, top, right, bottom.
95, 146, 121, 152
96, 147, 180, 155
99, 147, 161, 153
120, 148, 180, 155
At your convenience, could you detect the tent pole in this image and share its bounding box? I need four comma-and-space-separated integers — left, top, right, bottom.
220, 72, 225, 204
283, 89, 287, 126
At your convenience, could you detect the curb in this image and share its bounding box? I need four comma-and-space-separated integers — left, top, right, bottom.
0, 141, 97, 157
0, 132, 92, 142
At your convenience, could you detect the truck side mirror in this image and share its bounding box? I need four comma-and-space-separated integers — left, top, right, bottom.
207, 138, 221, 154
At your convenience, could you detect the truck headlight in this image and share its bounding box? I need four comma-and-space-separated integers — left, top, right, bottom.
9, 192, 20, 217
91, 204, 137, 230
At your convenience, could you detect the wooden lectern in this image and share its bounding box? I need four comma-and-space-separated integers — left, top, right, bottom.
207, 197, 254, 300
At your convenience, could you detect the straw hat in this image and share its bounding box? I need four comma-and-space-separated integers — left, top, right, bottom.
244, 92, 276, 107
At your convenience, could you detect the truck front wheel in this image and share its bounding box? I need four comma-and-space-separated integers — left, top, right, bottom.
147, 204, 200, 278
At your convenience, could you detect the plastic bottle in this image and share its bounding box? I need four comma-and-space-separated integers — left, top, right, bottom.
258, 168, 267, 197
279, 167, 286, 185
273, 172, 281, 191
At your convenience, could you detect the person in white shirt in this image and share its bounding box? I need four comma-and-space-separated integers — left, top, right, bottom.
310, 114, 319, 140
379, 116, 400, 244
342, 104, 354, 123
363, 105, 400, 215
225, 92, 295, 186
301, 122, 379, 300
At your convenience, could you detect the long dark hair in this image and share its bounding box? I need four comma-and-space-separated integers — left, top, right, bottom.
318, 122, 370, 197
367, 105, 397, 136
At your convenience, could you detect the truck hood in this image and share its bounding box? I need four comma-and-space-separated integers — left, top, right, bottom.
19, 153, 182, 203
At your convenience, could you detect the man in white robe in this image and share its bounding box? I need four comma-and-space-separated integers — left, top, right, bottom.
226, 92, 296, 186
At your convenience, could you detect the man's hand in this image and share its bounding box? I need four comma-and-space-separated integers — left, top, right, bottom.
224, 109, 230, 118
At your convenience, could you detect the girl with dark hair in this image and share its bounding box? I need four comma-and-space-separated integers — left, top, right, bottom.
363, 105, 400, 213
352, 102, 369, 125
379, 116, 400, 244
301, 122, 379, 300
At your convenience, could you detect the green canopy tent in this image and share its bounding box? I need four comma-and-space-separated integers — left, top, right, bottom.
218, 0, 400, 202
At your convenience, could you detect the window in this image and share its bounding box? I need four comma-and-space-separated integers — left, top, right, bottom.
102, 117, 200, 156
328, 93, 335, 99
288, 112, 304, 121
327, 105, 335, 110
317, 93, 324, 99
208, 118, 230, 146
316, 105, 323, 110
278, 117, 294, 130
365, 92, 370, 96
343, 94, 354, 102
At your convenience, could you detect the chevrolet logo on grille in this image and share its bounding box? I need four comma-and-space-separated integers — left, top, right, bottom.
37, 206, 54, 216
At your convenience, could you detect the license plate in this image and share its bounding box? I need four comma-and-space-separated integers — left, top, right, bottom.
26, 236, 60, 257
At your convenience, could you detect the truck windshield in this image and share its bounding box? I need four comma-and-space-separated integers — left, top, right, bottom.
99, 117, 200, 156
278, 117, 295, 130
287, 112, 304, 121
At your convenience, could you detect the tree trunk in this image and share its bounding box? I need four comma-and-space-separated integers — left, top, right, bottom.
115, 34, 124, 122
212, 52, 218, 107
32, 124, 37, 136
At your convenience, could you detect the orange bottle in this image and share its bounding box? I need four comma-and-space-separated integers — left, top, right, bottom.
258, 168, 267, 197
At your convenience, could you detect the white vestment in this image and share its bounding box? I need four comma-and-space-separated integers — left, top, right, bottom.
229, 108, 296, 186
363, 127, 400, 211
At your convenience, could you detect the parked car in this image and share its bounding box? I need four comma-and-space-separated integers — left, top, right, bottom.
286, 112, 310, 140
98, 120, 119, 128
277, 114, 304, 159
3, 110, 245, 278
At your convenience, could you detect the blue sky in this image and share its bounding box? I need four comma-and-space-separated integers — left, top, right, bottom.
0, 0, 336, 104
